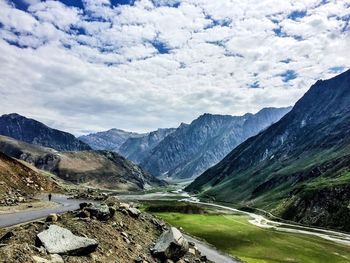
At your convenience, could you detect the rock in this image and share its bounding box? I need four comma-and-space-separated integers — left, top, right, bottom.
76, 210, 90, 218
152, 227, 189, 261
109, 206, 116, 217
50, 254, 64, 263
123, 237, 131, 244
85, 204, 111, 220
37, 225, 98, 255
32, 254, 63, 263
200, 255, 208, 262
188, 248, 196, 255
33, 254, 64, 263
128, 207, 141, 218
33, 256, 50, 263
46, 213, 58, 222
0, 231, 14, 243
119, 203, 130, 209
135, 244, 142, 251
79, 202, 89, 210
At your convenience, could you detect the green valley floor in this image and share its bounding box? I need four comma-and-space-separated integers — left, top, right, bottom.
154, 213, 350, 263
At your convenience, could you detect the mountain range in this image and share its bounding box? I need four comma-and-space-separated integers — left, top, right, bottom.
186, 69, 350, 231
140, 107, 291, 180
79, 107, 291, 180
0, 134, 164, 191
81, 108, 291, 180
79, 128, 145, 152
0, 113, 90, 151
119, 128, 176, 164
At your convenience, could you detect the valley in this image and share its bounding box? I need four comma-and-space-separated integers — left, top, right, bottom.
0, 70, 349, 262
116, 190, 350, 263
1, 1, 349, 262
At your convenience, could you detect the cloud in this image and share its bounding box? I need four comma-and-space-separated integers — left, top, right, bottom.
0, 0, 349, 135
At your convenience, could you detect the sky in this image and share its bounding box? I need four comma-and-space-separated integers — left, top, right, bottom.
0, 0, 349, 135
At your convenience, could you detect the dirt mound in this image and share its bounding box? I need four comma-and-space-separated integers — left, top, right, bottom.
0, 152, 61, 205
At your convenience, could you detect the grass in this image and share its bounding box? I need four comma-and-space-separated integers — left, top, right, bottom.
154, 212, 350, 263
303, 171, 350, 190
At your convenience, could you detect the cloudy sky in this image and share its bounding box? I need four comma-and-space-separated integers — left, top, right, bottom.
0, 0, 349, 135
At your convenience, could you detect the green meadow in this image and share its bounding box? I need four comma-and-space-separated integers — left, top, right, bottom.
154, 213, 350, 263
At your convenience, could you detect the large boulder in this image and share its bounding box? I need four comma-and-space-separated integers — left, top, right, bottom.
37, 225, 98, 255
85, 204, 111, 220
152, 227, 189, 261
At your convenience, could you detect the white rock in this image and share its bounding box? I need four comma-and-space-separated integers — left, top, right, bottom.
152, 227, 189, 261
37, 225, 98, 255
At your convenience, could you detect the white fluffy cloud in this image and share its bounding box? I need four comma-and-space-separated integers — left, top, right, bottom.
0, 0, 349, 134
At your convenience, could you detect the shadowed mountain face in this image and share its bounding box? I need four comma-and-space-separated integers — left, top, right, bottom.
119, 128, 176, 164
0, 113, 91, 151
186, 69, 350, 231
0, 135, 165, 191
139, 107, 291, 180
79, 129, 145, 152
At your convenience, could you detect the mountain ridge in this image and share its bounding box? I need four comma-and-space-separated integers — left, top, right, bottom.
186, 69, 350, 231
140, 107, 292, 179
0, 113, 91, 151
79, 128, 146, 152
0, 135, 165, 191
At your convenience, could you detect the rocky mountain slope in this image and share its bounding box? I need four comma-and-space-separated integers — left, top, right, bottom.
79, 129, 145, 152
0, 198, 212, 263
0, 113, 91, 151
119, 128, 176, 164
186, 69, 350, 231
0, 151, 61, 204
140, 107, 291, 179
0, 135, 165, 191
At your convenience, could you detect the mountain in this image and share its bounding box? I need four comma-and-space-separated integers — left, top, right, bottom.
0, 135, 165, 191
140, 107, 291, 180
119, 128, 176, 164
0, 113, 91, 151
186, 69, 350, 231
0, 151, 61, 202
79, 128, 145, 152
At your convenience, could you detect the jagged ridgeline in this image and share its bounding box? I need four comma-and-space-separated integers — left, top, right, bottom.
0, 113, 91, 151
83, 108, 291, 180
186, 69, 350, 231
0, 135, 165, 191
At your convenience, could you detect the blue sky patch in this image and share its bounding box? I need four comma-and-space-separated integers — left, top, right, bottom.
59, 0, 84, 9
111, 0, 135, 6
329, 66, 345, 74
151, 40, 171, 54
281, 58, 292, 64
249, 81, 260, 88
288, 10, 307, 21
273, 27, 287, 37
280, 70, 297, 82
152, 0, 181, 8
9, 0, 30, 11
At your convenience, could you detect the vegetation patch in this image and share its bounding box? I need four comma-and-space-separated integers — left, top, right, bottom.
154, 212, 350, 263
143, 201, 207, 214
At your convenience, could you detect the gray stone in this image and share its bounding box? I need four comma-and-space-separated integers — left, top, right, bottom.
37, 225, 98, 255
46, 214, 58, 222
152, 227, 189, 261
85, 204, 111, 220
128, 207, 141, 218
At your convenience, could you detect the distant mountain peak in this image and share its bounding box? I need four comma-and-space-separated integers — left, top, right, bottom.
0, 113, 91, 151
139, 106, 291, 179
